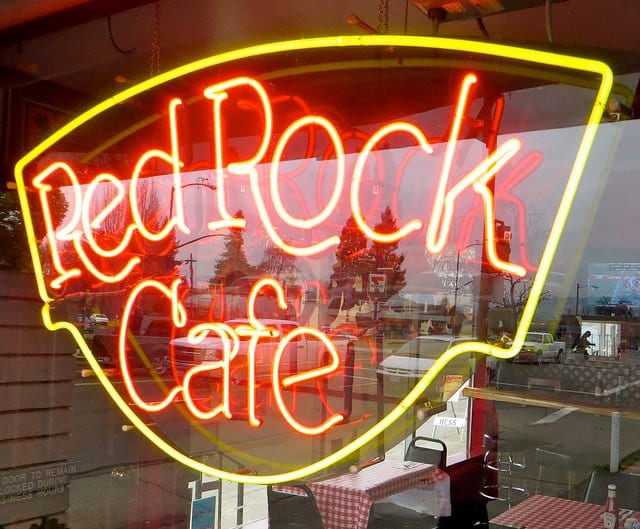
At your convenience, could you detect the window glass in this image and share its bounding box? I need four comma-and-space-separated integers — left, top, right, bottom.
5, 38, 640, 529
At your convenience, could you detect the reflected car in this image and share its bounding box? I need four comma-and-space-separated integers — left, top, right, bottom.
377, 335, 476, 403
504, 332, 565, 364
75, 314, 95, 334
90, 313, 109, 326
91, 316, 194, 376
170, 319, 350, 382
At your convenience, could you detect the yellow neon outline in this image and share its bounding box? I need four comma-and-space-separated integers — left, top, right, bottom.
14, 35, 612, 484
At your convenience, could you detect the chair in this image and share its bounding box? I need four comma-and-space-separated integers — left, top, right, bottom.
479, 434, 528, 508
405, 436, 448, 469
583, 468, 640, 510
267, 483, 325, 529
534, 447, 582, 499
368, 437, 447, 529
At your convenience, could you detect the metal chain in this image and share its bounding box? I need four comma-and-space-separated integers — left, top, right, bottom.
150, 2, 160, 77
377, 0, 389, 34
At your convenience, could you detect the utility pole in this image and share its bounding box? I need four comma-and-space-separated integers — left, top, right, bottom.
184, 252, 197, 289
476, 89, 505, 344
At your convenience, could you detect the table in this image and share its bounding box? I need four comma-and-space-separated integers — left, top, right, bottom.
277, 459, 450, 529
491, 494, 640, 529
463, 385, 640, 471
462, 386, 640, 420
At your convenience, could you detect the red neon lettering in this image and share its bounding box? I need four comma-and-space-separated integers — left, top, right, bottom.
120, 279, 186, 412
320, 129, 384, 224
81, 173, 136, 257
32, 162, 83, 289
251, 115, 342, 256
241, 278, 288, 426
35, 73, 526, 288
351, 122, 432, 243
498, 151, 543, 272
204, 78, 264, 232
130, 99, 189, 240
458, 151, 542, 273
182, 322, 238, 420
129, 150, 178, 241
34, 162, 142, 286
113, 274, 342, 434
271, 116, 345, 229
427, 74, 478, 252
167, 98, 190, 235
272, 327, 345, 435
32, 72, 528, 432
423, 73, 526, 276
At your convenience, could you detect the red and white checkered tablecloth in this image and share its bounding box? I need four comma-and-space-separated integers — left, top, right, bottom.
279, 459, 449, 529
491, 495, 640, 529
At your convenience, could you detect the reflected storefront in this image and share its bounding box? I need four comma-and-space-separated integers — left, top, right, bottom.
1, 28, 640, 529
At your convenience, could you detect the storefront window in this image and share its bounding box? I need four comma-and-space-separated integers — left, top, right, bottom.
3, 35, 639, 528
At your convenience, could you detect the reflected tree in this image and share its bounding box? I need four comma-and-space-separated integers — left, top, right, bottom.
64, 180, 178, 287
47, 180, 179, 320
0, 191, 29, 270
316, 208, 408, 329
496, 274, 552, 329
0, 188, 67, 271
366, 206, 406, 302
210, 210, 256, 287
257, 243, 298, 281
329, 215, 368, 310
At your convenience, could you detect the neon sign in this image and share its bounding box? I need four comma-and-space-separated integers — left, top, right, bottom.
14, 36, 612, 484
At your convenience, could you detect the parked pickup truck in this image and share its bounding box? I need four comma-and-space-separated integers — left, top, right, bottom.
91, 316, 181, 375
506, 332, 565, 364
170, 319, 351, 383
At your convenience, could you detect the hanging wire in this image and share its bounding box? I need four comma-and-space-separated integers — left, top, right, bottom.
107, 15, 136, 56
149, 2, 161, 77
403, 0, 409, 34
545, 0, 554, 43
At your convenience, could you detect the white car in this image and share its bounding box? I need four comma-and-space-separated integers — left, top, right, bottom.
377, 335, 475, 402
89, 313, 109, 326
170, 319, 349, 382
380, 335, 475, 372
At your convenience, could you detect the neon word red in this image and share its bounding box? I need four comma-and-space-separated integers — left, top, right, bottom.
33, 72, 526, 290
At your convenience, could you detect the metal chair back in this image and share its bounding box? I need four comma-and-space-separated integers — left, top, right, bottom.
405, 436, 447, 469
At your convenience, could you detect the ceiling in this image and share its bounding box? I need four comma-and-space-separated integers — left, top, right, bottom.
0, 0, 639, 102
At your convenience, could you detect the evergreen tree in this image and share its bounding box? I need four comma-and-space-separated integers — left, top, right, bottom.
0, 191, 30, 270
330, 216, 368, 288
366, 206, 406, 301
329, 216, 369, 310
210, 210, 254, 286
0, 188, 68, 271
